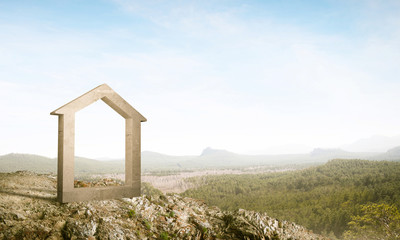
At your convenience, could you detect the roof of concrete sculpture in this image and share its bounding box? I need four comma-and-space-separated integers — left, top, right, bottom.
50, 83, 146, 122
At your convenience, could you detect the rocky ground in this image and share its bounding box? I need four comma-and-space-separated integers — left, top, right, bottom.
0, 171, 329, 240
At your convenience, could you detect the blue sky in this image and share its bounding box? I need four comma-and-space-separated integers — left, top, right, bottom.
1, 0, 400, 158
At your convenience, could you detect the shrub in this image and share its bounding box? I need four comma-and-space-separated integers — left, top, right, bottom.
128, 209, 136, 218
159, 232, 169, 240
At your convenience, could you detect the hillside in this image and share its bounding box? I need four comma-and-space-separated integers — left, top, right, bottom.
0, 171, 328, 240
369, 145, 400, 161
0, 153, 56, 173
0, 153, 125, 175
182, 159, 400, 238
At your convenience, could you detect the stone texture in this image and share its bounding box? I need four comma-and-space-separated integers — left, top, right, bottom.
0, 171, 330, 240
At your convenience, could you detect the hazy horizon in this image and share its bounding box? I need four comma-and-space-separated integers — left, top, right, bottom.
3, 133, 400, 160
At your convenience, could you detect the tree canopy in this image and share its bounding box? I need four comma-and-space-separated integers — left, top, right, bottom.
183, 159, 400, 238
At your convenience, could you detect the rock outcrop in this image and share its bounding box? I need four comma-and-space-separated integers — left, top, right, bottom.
0, 171, 329, 240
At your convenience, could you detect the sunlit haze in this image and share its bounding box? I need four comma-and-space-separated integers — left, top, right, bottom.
1, 0, 400, 158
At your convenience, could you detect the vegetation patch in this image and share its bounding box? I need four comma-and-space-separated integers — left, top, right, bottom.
183, 159, 400, 238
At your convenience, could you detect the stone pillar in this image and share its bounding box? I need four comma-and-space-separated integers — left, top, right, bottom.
57, 113, 75, 202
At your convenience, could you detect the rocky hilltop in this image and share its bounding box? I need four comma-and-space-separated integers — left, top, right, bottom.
0, 172, 328, 240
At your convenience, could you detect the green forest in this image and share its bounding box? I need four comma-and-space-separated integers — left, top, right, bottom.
182, 159, 400, 239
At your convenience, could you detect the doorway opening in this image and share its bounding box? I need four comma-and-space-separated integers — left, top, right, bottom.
74, 99, 125, 188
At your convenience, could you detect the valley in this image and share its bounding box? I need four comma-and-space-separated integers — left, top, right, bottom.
93, 167, 295, 194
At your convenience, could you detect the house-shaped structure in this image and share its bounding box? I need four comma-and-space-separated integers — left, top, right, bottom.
51, 84, 146, 203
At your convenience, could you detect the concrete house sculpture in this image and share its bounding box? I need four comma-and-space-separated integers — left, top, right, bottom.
51, 84, 146, 203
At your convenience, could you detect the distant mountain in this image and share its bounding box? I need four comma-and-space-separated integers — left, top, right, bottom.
368, 146, 400, 161
74, 156, 124, 174
0, 151, 301, 174
0, 153, 125, 174
0, 153, 55, 173
341, 135, 400, 152
2, 146, 399, 174
386, 146, 400, 156
141, 151, 195, 171
200, 147, 235, 157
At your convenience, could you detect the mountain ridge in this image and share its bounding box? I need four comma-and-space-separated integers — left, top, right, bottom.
1, 146, 400, 174
341, 134, 400, 152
